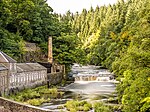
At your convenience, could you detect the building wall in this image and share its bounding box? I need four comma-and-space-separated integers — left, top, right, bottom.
9, 70, 47, 89
0, 70, 8, 95
0, 62, 64, 95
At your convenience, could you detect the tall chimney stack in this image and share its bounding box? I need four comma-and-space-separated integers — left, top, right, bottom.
48, 36, 53, 63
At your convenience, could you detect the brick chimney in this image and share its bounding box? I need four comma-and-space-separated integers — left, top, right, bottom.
48, 36, 53, 63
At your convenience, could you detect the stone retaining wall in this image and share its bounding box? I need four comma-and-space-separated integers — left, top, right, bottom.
47, 72, 63, 85
0, 97, 52, 112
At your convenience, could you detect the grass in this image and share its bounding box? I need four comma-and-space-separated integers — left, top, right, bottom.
7, 85, 64, 106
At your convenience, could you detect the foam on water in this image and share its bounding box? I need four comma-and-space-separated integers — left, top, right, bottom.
41, 65, 118, 111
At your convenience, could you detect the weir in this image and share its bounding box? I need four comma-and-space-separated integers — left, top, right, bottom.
40, 64, 118, 111
65, 64, 118, 94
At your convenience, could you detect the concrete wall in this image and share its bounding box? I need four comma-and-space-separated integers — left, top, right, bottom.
0, 97, 52, 112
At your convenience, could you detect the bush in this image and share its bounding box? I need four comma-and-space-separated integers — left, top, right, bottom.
39, 88, 58, 95
84, 103, 92, 110
26, 98, 44, 106
70, 108, 76, 112
79, 100, 87, 106
85, 103, 92, 108
77, 106, 84, 111
65, 100, 93, 111
65, 100, 78, 110
26, 98, 50, 106
7, 86, 65, 106
84, 106, 90, 111
94, 102, 110, 112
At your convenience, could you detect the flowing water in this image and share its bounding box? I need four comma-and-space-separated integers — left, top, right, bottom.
40, 65, 118, 111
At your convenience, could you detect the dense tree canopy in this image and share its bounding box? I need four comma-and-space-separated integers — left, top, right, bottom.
0, 0, 150, 111
0, 0, 80, 66
70, 0, 150, 111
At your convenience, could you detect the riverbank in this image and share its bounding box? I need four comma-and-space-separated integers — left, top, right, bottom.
6, 85, 64, 106
4, 64, 123, 111
5, 84, 121, 112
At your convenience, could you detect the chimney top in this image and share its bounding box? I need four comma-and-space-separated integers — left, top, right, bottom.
48, 36, 53, 63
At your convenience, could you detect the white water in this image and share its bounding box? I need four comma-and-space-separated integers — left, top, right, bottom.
66, 64, 117, 94
41, 65, 117, 111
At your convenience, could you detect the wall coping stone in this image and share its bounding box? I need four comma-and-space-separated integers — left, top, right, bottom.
0, 97, 52, 112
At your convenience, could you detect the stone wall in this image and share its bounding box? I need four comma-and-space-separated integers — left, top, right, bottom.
47, 72, 63, 85
0, 97, 52, 112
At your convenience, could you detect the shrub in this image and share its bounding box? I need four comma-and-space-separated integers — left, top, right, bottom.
65, 100, 93, 111
65, 100, 78, 110
70, 108, 76, 112
94, 102, 110, 112
84, 103, 92, 109
39, 88, 58, 97
26, 98, 50, 106
26, 98, 44, 106
84, 106, 90, 111
79, 100, 87, 106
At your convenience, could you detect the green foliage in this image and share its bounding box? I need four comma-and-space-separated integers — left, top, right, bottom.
0, 28, 25, 60
140, 97, 150, 112
69, 0, 150, 111
65, 100, 92, 112
1, 0, 150, 111
94, 102, 110, 112
52, 32, 86, 66
26, 98, 50, 106
53, 33, 77, 65
26, 98, 42, 106
0, 0, 54, 61
0, 0, 81, 67
39, 87, 57, 94
7, 86, 64, 106
83, 103, 92, 111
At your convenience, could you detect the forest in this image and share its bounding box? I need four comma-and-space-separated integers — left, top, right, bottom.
0, 0, 150, 111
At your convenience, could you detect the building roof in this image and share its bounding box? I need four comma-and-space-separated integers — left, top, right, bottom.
0, 51, 17, 63
16, 63, 47, 72
0, 63, 7, 71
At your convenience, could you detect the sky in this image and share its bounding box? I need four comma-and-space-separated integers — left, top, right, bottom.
47, 0, 118, 14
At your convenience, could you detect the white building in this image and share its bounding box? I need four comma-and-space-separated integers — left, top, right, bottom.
0, 51, 47, 95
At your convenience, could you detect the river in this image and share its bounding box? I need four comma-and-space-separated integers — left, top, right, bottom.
40, 64, 118, 111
